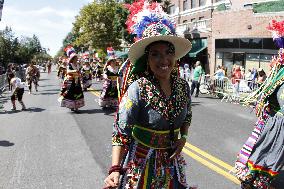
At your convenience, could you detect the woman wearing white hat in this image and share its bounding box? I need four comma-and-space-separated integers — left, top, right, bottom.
104, 1, 193, 189
59, 46, 85, 113
98, 57, 119, 108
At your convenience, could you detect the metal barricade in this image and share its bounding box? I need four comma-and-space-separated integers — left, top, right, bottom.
0, 74, 7, 96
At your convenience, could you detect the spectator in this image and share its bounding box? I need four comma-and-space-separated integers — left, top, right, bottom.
231, 65, 242, 103
257, 68, 267, 86
191, 61, 204, 97
245, 69, 253, 81
214, 65, 225, 80
9, 73, 26, 111
184, 63, 191, 82
6, 63, 15, 92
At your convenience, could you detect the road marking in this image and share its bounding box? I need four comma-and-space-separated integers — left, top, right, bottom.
89, 87, 240, 185
185, 142, 233, 171
182, 147, 240, 184
89, 88, 100, 97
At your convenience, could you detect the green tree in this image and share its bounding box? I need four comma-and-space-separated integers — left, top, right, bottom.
72, 0, 122, 53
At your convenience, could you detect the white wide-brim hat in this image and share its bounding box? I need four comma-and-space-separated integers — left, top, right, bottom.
128, 35, 192, 64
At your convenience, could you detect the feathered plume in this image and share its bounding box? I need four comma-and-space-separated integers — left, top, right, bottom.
64, 45, 76, 57
267, 20, 284, 48
124, 0, 176, 41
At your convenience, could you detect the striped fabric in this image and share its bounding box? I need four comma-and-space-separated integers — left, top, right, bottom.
235, 119, 265, 167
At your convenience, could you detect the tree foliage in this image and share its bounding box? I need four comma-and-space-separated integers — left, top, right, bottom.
0, 26, 51, 69
58, 0, 170, 58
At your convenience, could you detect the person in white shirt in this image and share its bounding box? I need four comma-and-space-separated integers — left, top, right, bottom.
10, 73, 26, 111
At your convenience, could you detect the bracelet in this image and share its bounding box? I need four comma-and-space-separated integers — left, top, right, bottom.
180, 134, 188, 139
108, 165, 122, 175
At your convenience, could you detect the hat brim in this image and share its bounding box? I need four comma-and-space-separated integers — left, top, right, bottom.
128, 35, 192, 64
68, 54, 78, 63
106, 58, 116, 64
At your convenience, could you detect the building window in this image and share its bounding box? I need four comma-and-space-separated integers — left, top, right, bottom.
245, 53, 259, 74
215, 39, 239, 48
183, 0, 189, 11
199, 0, 206, 6
169, 5, 175, 14
199, 16, 204, 20
260, 54, 273, 74
191, 0, 197, 8
183, 20, 188, 23
223, 52, 233, 77
263, 38, 277, 50
191, 18, 196, 22
240, 38, 262, 49
215, 52, 223, 70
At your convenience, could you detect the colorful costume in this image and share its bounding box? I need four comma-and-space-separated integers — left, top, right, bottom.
59, 63, 85, 110
81, 64, 93, 91
234, 20, 284, 189
113, 74, 191, 189
25, 65, 40, 93
106, 1, 193, 188
57, 64, 67, 81
59, 46, 85, 110
99, 64, 119, 107
94, 62, 104, 81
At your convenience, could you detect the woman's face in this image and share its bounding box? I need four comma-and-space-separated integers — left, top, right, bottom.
110, 60, 116, 67
147, 42, 175, 80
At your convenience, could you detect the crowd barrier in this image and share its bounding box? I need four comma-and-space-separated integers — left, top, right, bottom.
199, 75, 259, 103
0, 74, 6, 96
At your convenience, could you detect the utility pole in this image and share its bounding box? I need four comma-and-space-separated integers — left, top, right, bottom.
0, 0, 4, 21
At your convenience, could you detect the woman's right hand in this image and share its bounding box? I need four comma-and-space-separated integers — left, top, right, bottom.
103, 172, 121, 189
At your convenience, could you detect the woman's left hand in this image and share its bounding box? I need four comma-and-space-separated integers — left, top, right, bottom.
169, 137, 186, 160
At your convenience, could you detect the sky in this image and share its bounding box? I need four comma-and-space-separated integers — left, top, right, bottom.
0, 0, 93, 57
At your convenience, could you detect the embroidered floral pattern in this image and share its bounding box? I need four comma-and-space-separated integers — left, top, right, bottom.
137, 75, 190, 122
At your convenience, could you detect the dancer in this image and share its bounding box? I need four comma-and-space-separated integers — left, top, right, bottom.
59, 46, 85, 112
98, 57, 119, 108
103, 1, 193, 188
234, 19, 284, 189
80, 60, 93, 91
25, 62, 40, 94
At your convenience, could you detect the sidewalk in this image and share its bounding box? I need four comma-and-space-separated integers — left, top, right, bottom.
0, 71, 104, 189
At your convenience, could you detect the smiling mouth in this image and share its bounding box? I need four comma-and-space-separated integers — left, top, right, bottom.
159, 66, 169, 70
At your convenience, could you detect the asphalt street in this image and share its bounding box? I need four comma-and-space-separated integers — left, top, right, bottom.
0, 71, 283, 189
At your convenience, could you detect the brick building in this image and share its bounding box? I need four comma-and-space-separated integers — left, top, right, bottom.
171, 0, 284, 75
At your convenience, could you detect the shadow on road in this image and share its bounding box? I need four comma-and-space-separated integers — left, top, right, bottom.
191, 101, 201, 107
0, 107, 45, 114
38, 84, 59, 88
35, 92, 59, 95
0, 140, 14, 147
26, 107, 45, 112
76, 108, 116, 115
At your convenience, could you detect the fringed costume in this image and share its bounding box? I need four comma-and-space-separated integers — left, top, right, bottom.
234, 20, 284, 189
107, 1, 193, 188
113, 74, 191, 189
59, 47, 85, 111
99, 64, 119, 107
81, 64, 93, 91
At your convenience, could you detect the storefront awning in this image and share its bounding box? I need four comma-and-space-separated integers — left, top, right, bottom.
188, 39, 207, 57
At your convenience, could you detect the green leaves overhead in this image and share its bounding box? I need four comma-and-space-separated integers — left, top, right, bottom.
73, 0, 122, 51
0, 27, 50, 68
59, 0, 168, 58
